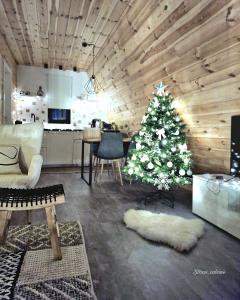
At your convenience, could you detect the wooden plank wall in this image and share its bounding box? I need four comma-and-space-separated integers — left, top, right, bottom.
92, 0, 240, 174
0, 31, 17, 85
0, 31, 17, 124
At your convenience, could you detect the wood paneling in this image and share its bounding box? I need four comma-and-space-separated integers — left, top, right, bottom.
0, 0, 131, 70
0, 30, 17, 124
0, 31, 17, 85
0, 0, 239, 173
0, 29, 16, 125
90, 0, 240, 174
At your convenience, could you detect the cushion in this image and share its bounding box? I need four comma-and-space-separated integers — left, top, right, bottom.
0, 145, 22, 174
0, 123, 44, 171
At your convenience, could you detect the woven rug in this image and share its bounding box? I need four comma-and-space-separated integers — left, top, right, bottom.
0, 221, 96, 300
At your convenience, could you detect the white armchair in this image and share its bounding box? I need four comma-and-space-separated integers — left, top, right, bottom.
0, 122, 44, 188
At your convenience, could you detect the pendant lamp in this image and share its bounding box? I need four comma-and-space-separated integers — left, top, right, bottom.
82, 42, 102, 94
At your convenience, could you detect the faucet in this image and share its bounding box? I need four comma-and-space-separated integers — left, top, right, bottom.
31, 113, 36, 122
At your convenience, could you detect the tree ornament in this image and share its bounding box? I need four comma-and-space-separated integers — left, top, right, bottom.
142, 114, 148, 123
128, 169, 134, 175
178, 143, 187, 152
162, 139, 167, 146
153, 99, 159, 108
174, 130, 179, 135
155, 82, 166, 96
171, 147, 176, 152
150, 109, 155, 115
136, 143, 141, 150
167, 161, 173, 168
155, 173, 170, 190
147, 162, 154, 169
144, 133, 152, 144
156, 128, 166, 140
140, 154, 149, 163
179, 169, 185, 176
187, 170, 192, 176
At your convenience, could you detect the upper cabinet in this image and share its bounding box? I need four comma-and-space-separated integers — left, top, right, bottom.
17, 65, 89, 103
47, 71, 73, 109
17, 65, 47, 96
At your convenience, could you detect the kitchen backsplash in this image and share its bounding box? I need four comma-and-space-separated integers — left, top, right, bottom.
12, 93, 108, 129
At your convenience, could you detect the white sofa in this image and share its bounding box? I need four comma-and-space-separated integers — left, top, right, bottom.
0, 122, 43, 188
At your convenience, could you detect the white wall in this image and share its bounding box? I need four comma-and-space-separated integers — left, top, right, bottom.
13, 65, 108, 129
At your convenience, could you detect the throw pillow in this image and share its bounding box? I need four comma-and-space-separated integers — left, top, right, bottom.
0, 145, 22, 174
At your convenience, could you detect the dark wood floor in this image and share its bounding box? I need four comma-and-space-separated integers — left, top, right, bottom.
11, 170, 240, 300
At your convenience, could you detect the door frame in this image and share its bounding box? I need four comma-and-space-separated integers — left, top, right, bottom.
2, 61, 12, 124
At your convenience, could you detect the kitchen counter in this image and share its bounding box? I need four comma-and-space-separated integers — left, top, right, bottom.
41, 130, 88, 166
44, 128, 83, 131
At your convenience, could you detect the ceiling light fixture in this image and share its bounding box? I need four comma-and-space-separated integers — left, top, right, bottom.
82, 41, 102, 94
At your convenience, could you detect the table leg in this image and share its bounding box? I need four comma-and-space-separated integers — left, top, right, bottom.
117, 160, 123, 186
81, 140, 85, 179
89, 142, 93, 186
26, 210, 32, 224
0, 211, 12, 244
81, 141, 93, 186
45, 206, 62, 260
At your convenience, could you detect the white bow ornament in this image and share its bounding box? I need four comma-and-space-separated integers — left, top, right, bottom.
156, 128, 166, 140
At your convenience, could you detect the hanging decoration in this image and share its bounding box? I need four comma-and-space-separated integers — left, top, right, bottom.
82, 42, 102, 94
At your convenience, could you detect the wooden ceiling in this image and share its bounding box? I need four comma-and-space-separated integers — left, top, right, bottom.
0, 0, 131, 70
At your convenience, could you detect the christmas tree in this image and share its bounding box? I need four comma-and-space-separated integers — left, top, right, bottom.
124, 82, 192, 190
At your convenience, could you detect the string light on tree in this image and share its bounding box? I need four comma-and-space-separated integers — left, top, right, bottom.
123, 81, 192, 190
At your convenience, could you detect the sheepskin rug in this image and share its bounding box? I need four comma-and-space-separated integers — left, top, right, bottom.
123, 209, 205, 252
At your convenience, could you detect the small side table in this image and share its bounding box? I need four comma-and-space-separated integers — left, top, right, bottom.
193, 174, 240, 239
0, 184, 65, 260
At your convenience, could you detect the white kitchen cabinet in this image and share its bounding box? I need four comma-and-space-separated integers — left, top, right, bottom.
73, 139, 82, 165
73, 140, 90, 165
46, 131, 73, 165
47, 72, 73, 109
42, 132, 47, 147
17, 65, 47, 96
41, 131, 90, 166
40, 147, 47, 165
